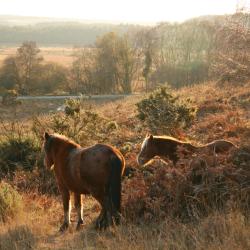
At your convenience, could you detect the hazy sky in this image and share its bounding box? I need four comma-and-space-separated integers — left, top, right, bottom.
0, 0, 240, 23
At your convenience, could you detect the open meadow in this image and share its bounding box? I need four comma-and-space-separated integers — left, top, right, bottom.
0, 81, 249, 249
0, 46, 74, 67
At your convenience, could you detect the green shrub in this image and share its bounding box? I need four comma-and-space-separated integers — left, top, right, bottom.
0, 138, 40, 177
64, 98, 81, 116
0, 181, 23, 222
136, 86, 196, 134
32, 98, 119, 147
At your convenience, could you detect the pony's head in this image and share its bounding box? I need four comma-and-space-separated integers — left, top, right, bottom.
137, 134, 157, 166
43, 132, 54, 170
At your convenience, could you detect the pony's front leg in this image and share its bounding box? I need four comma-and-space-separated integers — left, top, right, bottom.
59, 188, 71, 232
74, 192, 83, 230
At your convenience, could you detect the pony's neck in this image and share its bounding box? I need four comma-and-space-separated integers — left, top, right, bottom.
153, 137, 196, 157
52, 139, 80, 164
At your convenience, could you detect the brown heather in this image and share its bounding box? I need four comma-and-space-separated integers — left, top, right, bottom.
0, 81, 249, 249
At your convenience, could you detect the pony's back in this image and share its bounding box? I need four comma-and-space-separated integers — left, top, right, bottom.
203, 139, 237, 152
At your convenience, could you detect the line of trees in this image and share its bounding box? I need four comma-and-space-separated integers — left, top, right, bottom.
0, 13, 249, 96
0, 22, 142, 46
69, 32, 140, 94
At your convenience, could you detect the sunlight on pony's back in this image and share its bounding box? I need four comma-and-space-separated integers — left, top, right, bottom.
138, 134, 236, 166
42, 132, 125, 231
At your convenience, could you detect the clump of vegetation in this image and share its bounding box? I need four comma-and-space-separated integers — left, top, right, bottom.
136, 86, 196, 134
64, 98, 81, 116
0, 181, 23, 222
32, 98, 119, 147
0, 137, 40, 177
1, 89, 20, 106
0, 120, 40, 177
12, 168, 58, 195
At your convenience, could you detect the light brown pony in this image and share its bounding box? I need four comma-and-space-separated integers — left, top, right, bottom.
137, 135, 236, 166
43, 132, 125, 231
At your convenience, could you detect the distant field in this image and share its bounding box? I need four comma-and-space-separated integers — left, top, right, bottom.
0, 46, 74, 67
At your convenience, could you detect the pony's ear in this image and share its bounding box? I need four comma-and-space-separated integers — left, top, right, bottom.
149, 134, 153, 140
44, 132, 50, 140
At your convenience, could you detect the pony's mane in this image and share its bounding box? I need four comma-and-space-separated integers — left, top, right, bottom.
141, 135, 189, 151
51, 133, 80, 147
152, 135, 184, 142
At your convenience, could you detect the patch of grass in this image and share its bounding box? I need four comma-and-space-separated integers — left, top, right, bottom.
0, 225, 36, 250
0, 181, 23, 223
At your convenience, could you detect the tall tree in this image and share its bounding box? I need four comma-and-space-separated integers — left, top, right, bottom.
15, 41, 43, 94
116, 35, 137, 93
95, 32, 137, 93
95, 32, 119, 93
70, 48, 96, 94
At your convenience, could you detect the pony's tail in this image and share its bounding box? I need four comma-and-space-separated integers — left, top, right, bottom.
108, 155, 122, 214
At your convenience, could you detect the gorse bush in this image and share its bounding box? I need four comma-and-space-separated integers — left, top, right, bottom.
64, 98, 81, 116
0, 120, 40, 177
0, 138, 40, 177
0, 181, 23, 222
136, 87, 196, 134
32, 98, 119, 147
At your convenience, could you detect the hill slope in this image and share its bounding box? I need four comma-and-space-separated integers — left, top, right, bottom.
0, 81, 249, 249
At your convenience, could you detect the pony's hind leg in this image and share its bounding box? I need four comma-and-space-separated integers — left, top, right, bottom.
95, 207, 105, 229
95, 196, 114, 230
94, 195, 106, 229
59, 188, 71, 232
94, 194, 110, 230
74, 192, 83, 230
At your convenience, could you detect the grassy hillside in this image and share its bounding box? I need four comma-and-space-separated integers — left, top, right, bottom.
0, 81, 249, 249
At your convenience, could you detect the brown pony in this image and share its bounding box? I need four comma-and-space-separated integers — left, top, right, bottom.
42, 132, 125, 231
137, 135, 236, 166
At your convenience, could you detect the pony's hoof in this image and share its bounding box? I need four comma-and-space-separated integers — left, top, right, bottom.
76, 219, 84, 230
59, 222, 69, 232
